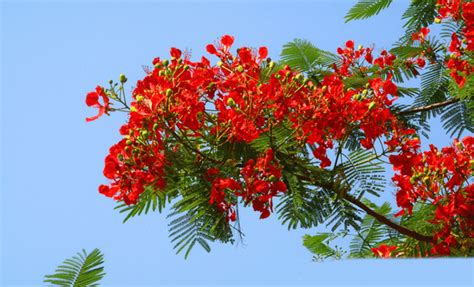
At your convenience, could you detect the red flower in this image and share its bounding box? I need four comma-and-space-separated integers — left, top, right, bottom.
258, 47, 268, 59
411, 27, 430, 42
221, 35, 234, 48
372, 244, 398, 258
85, 86, 109, 122
346, 40, 354, 49
206, 44, 217, 55
170, 47, 182, 59
416, 57, 426, 68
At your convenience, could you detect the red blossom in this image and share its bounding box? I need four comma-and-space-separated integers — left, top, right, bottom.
372, 244, 398, 258
85, 86, 110, 122
221, 35, 234, 48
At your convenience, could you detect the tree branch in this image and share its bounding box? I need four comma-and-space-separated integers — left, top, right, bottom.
398, 98, 460, 116
343, 194, 434, 243
286, 162, 434, 243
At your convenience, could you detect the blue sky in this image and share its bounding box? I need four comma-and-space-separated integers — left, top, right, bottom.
1, 0, 473, 286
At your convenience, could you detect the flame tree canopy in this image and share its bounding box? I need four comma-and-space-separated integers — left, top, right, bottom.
85, 0, 474, 259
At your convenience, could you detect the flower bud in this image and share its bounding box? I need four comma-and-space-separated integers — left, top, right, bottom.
109, 80, 113, 84
237, 65, 244, 73
268, 175, 277, 182
136, 95, 144, 102
422, 176, 430, 184
162, 59, 169, 66
227, 98, 236, 107
434, 17, 441, 24
166, 88, 173, 97
130, 106, 137, 112
126, 139, 133, 145
119, 74, 127, 83
269, 61, 275, 69
368, 102, 376, 110
217, 61, 223, 67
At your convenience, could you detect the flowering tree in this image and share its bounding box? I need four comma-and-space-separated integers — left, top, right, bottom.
86, 0, 473, 259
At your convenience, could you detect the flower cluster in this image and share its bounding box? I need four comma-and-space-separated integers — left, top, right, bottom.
240, 149, 287, 219
86, 35, 406, 211
372, 244, 398, 258
206, 149, 286, 221
86, 34, 473, 239
435, 0, 474, 87
85, 86, 110, 122
389, 135, 474, 255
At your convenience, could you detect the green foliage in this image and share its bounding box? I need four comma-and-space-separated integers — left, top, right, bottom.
280, 39, 337, 75
44, 249, 105, 287
441, 101, 474, 138
342, 149, 386, 198
167, 178, 233, 259
276, 173, 331, 229
303, 233, 345, 260
390, 45, 424, 59
114, 186, 169, 223
401, 0, 437, 43
325, 198, 362, 232
345, 0, 393, 22
249, 122, 298, 154
443, 74, 474, 137
349, 201, 392, 258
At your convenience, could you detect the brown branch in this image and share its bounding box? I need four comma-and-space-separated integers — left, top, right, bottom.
343, 194, 434, 243
286, 164, 434, 243
398, 98, 460, 116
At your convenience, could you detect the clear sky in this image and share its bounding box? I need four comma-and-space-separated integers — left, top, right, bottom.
1, 0, 473, 286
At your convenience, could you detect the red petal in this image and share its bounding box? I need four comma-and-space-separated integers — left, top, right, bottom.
85, 92, 99, 107
258, 47, 268, 59
221, 35, 234, 48
170, 47, 182, 59
206, 44, 217, 55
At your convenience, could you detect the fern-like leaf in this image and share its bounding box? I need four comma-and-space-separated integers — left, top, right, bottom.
280, 39, 337, 74
349, 201, 392, 258
345, 0, 393, 22
44, 249, 105, 287
167, 180, 233, 259
342, 149, 386, 198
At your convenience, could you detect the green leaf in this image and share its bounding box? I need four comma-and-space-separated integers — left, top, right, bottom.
167, 180, 234, 259
276, 173, 331, 230
342, 149, 386, 198
349, 201, 392, 258
280, 39, 337, 74
302, 234, 336, 259
44, 249, 105, 287
345, 0, 393, 22
390, 46, 424, 59
114, 185, 169, 223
